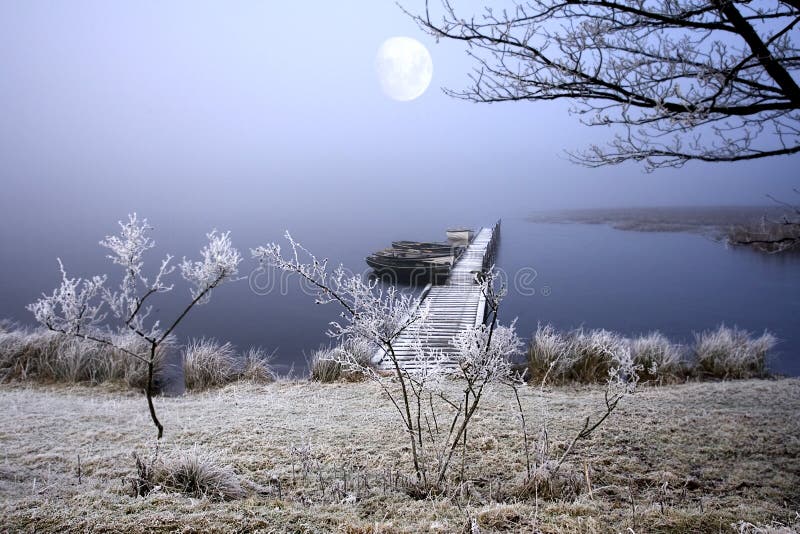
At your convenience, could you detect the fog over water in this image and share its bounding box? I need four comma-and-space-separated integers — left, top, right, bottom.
1, 2, 798, 375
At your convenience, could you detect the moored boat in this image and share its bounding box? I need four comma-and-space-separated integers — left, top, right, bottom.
365, 227, 475, 284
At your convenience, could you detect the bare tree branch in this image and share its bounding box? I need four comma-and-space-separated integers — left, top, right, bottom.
407, 0, 800, 169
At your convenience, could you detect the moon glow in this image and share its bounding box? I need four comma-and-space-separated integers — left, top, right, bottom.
375, 37, 433, 101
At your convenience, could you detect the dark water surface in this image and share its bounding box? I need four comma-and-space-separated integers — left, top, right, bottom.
2, 216, 798, 376
498, 219, 800, 376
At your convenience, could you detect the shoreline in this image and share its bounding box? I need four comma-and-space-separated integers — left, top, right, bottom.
526, 205, 789, 236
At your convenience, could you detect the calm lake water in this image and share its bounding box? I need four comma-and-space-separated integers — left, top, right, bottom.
2, 216, 798, 376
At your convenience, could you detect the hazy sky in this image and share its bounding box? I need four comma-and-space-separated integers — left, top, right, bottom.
1, 0, 798, 226
1, 1, 798, 364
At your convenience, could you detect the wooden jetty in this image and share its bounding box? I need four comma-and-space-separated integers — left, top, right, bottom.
373, 220, 501, 371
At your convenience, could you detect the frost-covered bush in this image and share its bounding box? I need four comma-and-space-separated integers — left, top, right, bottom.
253, 234, 521, 491
27, 213, 242, 438
693, 325, 776, 379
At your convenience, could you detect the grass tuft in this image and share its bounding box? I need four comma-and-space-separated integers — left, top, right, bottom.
631, 331, 687, 382
511, 461, 584, 500
309, 339, 376, 382
129, 446, 246, 501
239, 347, 275, 384
309, 347, 341, 382
528, 325, 629, 384
156, 446, 246, 501
182, 338, 239, 390
693, 325, 776, 379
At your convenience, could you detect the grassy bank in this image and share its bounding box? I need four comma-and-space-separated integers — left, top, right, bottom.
1, 379, 798, 532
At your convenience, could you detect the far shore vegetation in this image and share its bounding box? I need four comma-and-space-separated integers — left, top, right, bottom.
527, 205, 800, 253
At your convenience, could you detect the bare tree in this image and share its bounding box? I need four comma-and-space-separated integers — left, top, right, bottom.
28, 214, 242, 439
407, 0, 800, 170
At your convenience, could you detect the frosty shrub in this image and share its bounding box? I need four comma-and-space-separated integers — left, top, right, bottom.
183, 338, 239, 390
519, 343, 642, 497
253, 234, 522, 492
694, 325, 777, 379
28, 214, 242, 439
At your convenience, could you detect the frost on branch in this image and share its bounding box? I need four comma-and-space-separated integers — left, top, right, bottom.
409, 0, 800, 169
27, 259, 107, 336
99, 213, 174, 339
99, 213, 173, 297
253, 233, 526, 490
450, 321, 522, 383
181, 230, 242, 305
252, 231, 422, 347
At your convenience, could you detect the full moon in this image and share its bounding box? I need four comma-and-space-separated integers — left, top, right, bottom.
375, 37, 433, 102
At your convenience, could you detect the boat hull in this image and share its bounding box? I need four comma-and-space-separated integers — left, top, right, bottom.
366, 256, 451, 285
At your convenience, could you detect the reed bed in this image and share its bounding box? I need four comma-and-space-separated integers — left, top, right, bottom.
1, 325, 274, 391
528, 323, 776, 384
0, 323, 170, 389
182, 338, 275, 390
